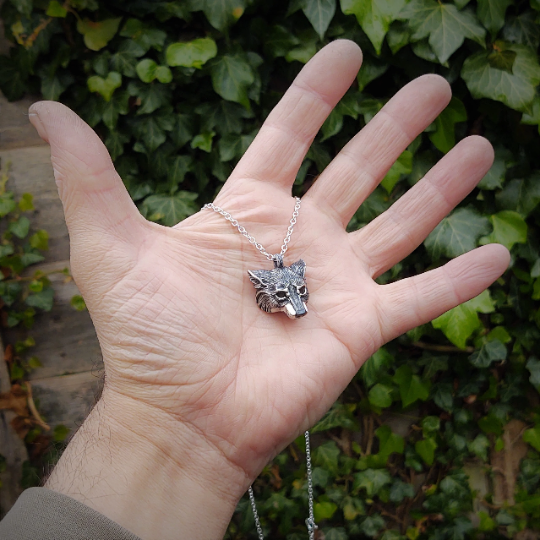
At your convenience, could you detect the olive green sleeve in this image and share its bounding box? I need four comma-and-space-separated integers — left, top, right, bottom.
0, 487, 142, 540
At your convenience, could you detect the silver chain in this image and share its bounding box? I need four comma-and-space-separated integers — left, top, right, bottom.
202, 197, 301, 261
247, 431, 317, 540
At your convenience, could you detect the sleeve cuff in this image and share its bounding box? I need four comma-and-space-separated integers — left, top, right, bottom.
0, 487, 142, 540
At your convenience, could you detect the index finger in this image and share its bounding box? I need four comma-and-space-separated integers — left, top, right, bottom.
224, 40, 363, 194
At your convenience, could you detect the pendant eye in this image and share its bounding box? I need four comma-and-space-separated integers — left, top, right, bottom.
275, 290, 288, 299
298, 285, 307, 295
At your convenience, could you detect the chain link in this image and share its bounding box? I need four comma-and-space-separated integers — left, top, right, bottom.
202, 197, 301, 261
247, 431, 316, 540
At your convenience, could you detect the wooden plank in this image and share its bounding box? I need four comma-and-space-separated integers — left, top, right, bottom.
0, 335, 29, 518
0, 146, 69, 262
4, 259, 103, 380
30, 371, 103, 433
0, 94, 47, 151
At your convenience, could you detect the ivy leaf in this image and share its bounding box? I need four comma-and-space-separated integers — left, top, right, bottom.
110, 42, 141, 77
141, 191, 198, 226
340, 0, 408, 54
503, 12, 540, 50
131, 116, 167, 151
168, 155, 193, 186
368, 383, 393, 408
128, 82, 172, 115
399, 0, 485, 64
46, 0, 68, 17
29, 230, 49, 251
198, 0, 246, 32
462, 43, 540, 113
353, 469, 392, 497
468, 433, 490, 461
429, 97, 467, 153
376, 425, 405, 458
523, 424, 540, 451
324, 528, 348, 540
478, 149, 508, 190
40, 72, 74, 101
136, 59, 158, 82
433, 383, 454, 411
381, 150, 412, 193
166, 38, 218, 69
9, 216, 30, 239
421, 416, 440, 436
25, 288, 54, 311
469, 339, 507, 368
359, 515, 385, 537
389, 480, 415, 503
119, 19, 166, 53
10, 0, 32, 17
432, 290, 493, 349
87, 71, 122, 102
392, 365, 430, 407
480, 210, 527, 250
18, 193, 34, 212
191, 132, 215, 153
312, 403, 359, 432
196, 101, 250, 135
105, 131, 129, 160
314, 501, 338, 521
415, 437, 437, 465
70, 295, 87, 311
362, 347, 393, 388
285, 34, 318, 63
495, 174, 540, 217
477, 0, 511, 35
418, 354, 449, 379
357, 56, 388, 91
526, 357, 540, 391
424, 207, 490, 259
467, 289, 496, 313
432, 302, 481, 348
0, 56, 28, 101
342, 496, 366, 520
302, 0, 336, 39
101, 90, 129, 130
77, 18, 122, 51
218, 133, 255, 161
321, 109, 343, 141
312, 441, 340, 475
386, 20, 412, 54
211, 55, 254, 109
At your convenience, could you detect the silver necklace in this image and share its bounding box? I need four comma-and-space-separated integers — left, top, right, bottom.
248, 431, 317, 540
202, 198, 317, 537
202, 197, 309, 319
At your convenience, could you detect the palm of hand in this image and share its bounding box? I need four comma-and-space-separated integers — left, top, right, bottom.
31, 41, 508, 477
79, 190, 378, 469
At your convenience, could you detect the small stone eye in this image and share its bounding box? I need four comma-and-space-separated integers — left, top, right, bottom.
298, 285, 307, 295
276, 290, 288, 299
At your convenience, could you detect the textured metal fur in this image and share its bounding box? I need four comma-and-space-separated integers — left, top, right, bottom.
248, 256, 309, 319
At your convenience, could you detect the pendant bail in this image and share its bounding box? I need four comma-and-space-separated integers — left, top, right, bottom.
272, 254, 284, 268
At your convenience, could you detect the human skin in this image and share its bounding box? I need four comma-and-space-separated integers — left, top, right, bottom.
27, 40, 509, 540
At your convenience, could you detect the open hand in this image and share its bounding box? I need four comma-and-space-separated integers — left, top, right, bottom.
29, 40, 509, 540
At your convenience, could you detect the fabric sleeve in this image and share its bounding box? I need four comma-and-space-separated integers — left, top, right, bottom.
0, 487, 142, 540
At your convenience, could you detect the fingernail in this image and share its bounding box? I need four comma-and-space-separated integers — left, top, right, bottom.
28, 104, 49, 143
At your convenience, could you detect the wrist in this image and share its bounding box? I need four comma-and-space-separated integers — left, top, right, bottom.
45, 388, 249, 540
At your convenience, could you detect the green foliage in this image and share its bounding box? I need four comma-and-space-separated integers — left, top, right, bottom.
2, 0, 540, 537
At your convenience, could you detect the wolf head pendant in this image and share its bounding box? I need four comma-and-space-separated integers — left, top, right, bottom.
248, 255, 309, 319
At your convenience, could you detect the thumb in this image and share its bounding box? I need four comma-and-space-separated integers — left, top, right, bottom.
28, 101, 146, 247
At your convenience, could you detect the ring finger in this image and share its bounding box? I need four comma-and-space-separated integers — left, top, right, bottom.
304, 74, 451, 227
